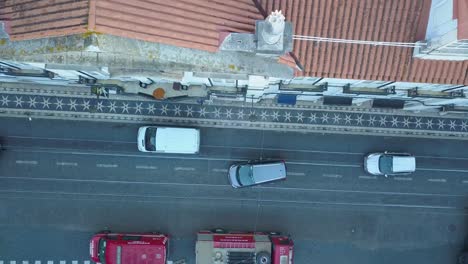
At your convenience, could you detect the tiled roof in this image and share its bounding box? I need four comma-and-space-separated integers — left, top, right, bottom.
91, 0, 263, 52
259, 0, 467, 85
0, 0, 262, 52
455, 0, 468, 39
0, 0, 89, 40
1, 0, 466, 85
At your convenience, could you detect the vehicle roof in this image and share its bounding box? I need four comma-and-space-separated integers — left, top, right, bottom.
251, 162, 286, 183
392, 156, 416, 172
155, 127, 199, 153
103, 235, 168, 264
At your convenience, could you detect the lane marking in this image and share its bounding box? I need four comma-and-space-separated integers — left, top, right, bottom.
47, 261, 53, 264
136, 165, 158, 170
322, 173, 342, 178
96, 164, 118, 168
288, 172, 305, 176
174, 167, 195, 171
358, 175, 377, 180
428, 178, 447, 183
8, 147, 360, 167
84, 261, 91, 264
8, 136, 468, 162
72, 261, 78, 264
23, 261, 28, 264
4, 176, 462, 198
418, 168, 468, 173
463, 180, 468, 184
60, 261, 65, 264
35, 261, 41, 264
393, 177, 413, 181
212, 168, 228, 173
0, 189, 457, 210
56, 162, 78, 166
10, 261, 16, 264
7, 148, 363, 171
15, 160, 38, 165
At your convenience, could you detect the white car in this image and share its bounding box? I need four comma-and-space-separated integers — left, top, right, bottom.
137, 126, 200, 154
364, 152, 416, 177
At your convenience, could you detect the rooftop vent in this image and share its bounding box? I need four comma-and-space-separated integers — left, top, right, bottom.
219, 11, 292, 58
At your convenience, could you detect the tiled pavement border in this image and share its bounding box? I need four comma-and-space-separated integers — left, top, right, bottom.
1, 90, 468, 140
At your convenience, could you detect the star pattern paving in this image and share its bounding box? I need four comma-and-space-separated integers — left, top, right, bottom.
0, 93, 467, 134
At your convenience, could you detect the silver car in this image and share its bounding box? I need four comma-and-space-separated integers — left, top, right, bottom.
364, 151, 416, 177
228, 160, 287, 188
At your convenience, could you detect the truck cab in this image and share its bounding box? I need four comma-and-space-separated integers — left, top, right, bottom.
196, 230, 293, 264
90, 232, 169, 264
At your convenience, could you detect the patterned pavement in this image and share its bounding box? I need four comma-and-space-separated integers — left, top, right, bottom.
1, 87, 468, 139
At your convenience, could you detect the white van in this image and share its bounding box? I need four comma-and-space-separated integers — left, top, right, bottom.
137, 126, 200, 154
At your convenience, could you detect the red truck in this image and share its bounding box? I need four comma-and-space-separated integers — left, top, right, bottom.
90, 229, 293, 264
90, 232, 169, 264
196, 229, 293, 264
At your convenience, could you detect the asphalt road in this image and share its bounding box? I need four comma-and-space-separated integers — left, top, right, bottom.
0, 117, 467, 264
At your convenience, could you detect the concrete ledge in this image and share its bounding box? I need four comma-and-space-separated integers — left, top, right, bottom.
0, 34, 294, 79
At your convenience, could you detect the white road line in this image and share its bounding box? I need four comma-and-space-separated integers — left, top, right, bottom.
136, 165, 158, 170
393, 177, 413, 181
96, 164, 118, 168
358, 175, 377, 180
0, 261, 3, 264
288, 172, 305, 176
84, 261, 91, 264
290, 161, 360, 168
322, 173, 342, 178
9, 148, 357, 167
35, 261, 41, 264
418, 168, 468, 173
463, 180, 468, 184
47, 261, 53, 264
212, 168, 228, 173
72, 261, 78, 264
4, 176, 463, 197
22, 261, 28, 264
15, 160, 38, 165
56, 162, 78, 166
428, 178, 447, 183
10, 261, 16, 264
174, 167, 195, 171
60, 261, 65, 264
2, 188, 456, 210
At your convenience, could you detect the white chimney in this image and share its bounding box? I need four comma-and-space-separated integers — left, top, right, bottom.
262, 10, 286, 45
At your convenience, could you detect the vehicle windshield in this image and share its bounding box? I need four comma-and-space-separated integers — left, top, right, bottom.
144, 127, 157, 151
98, 238, 107, 264
378, 155, 393, 174
236, 164, 255, 186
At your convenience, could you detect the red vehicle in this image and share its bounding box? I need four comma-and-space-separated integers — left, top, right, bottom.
90, 229, 293, 264
89, 231, 169, 264
196, 229, 293, 264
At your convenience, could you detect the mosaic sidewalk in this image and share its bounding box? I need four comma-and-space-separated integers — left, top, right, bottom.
1, 86, 468, 139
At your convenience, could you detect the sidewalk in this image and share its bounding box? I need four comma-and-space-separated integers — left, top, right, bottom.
1, 85, 468, 140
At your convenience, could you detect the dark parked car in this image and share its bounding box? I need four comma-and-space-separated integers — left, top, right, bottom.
228, 160, 287, 188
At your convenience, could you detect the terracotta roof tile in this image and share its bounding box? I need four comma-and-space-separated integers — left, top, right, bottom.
0, 0, 89, 40
1, 0, 466, 85
260, 0, 467, 85
455, 0, 468, 39
92, 0, 262, 52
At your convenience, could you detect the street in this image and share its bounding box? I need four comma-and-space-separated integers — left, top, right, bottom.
0, 117, 467, 263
